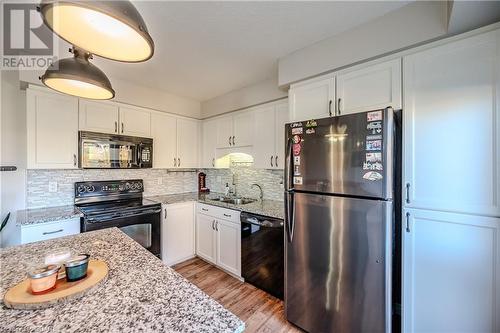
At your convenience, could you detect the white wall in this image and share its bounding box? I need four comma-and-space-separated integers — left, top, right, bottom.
201, 75, 287, 118
18, 70, 202, 119
0, 70, 27, 244
278, 1, 448, 86
447, 0, 500, 35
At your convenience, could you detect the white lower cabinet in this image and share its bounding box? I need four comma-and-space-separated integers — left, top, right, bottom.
161, 202, 195, 266
403, 208, 500, 333
196, 204, 241, 277
21, 218, 80, 244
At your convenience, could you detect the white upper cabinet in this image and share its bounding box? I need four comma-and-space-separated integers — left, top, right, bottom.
336, 58, 402, 115
403, 30, 500, 217
118, 106, 151, 137
176, 118, 199, 168
253, 100, 289, 169
151, 112, 177, 168
289, 75, 335, 122
216, 116, 233, 148
202, 119, 218, 168
403, 208, 500, 333
27, 88, 79, 169
78, 100, 119, 134
232, 111, 254, 147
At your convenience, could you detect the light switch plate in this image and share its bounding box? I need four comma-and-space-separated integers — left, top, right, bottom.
158, 177, 163, 185
48, 181, 57, 193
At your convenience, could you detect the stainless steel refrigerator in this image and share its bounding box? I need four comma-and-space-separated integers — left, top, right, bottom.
284, 108, 401, 333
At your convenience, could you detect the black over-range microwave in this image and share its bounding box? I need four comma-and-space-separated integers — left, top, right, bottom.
78, 131, 153, 169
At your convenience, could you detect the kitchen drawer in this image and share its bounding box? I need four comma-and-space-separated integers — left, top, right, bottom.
197, 203, 240, 224
21, 217, 80, 244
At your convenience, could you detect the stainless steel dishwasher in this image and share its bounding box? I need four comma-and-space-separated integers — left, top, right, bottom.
240, 211, 284, 299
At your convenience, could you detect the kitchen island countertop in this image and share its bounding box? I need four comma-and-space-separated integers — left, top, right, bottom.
0, 228, 244, 333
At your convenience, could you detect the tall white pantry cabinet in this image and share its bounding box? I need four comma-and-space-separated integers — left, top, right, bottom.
402, 29, 500, 333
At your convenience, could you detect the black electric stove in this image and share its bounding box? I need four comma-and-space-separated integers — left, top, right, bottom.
75, 179, 162, 258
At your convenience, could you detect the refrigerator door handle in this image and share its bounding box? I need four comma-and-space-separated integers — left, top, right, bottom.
285, 191, 295, 243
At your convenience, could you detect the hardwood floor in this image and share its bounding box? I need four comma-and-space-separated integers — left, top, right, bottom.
173, 257, 302, 333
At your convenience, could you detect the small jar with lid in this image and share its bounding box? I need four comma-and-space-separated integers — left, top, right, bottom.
64, 254, 90, 282
28, 264, 60, 294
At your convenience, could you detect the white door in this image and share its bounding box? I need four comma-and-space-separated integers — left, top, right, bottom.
289, 75, 335, 122
215, 219, 241, 277
202, 119, 218, 168
78, 100, 119, 134
162, 202, 195, 266
196, 213, 216, 264
151, 113, 177, 168
274, 101, 289, 169
27, 89, 79, 169
403, 208, 500, 333
253, 105, 276, 169
336, 58, 401, 115
233, 111, 254, 147
119, 106, 151, 137
176, 118, 199, 168
216, 116, 233, 148
403, 30, 500, 217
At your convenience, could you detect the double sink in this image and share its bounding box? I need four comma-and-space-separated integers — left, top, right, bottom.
208, 196, 257, 205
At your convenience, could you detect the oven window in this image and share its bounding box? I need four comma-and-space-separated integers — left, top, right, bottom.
82, 142, 137, 168
120, 224, 152, 248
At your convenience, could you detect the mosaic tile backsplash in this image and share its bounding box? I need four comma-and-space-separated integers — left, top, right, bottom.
26, 167, 284, 208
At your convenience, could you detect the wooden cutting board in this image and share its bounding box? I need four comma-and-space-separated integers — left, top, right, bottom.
3, 260, 108, 310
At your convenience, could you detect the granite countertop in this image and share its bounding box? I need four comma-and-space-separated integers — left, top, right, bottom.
147, 192, 284, 220
16, 205, 82, 226
0, 228, 244, 333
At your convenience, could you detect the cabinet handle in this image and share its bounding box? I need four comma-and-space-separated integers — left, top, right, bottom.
215, 221, 218, 231
121, 123, 124, 133
405, 212, 411, 233
202, 208, 209, 212
212, 220, 215, 230
178, 157, 180, 167
232, 136, 235, 145
229, 136, 232, 146
73, 154, 77, 167
223, 213, 231, 218
275, 156, 278, 167
270, 156, 274, 167
328, 100, 332, 117
337, 98, 342, 115
405, 183, 411, 204
164, 208, 167, 219
43, 229, 63, 235
173, 158, 177, 167
114, 121, 118, 133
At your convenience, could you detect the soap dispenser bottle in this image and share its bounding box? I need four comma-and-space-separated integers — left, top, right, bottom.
224, 183, 230, 196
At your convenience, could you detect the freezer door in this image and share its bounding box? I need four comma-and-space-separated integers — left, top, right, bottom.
285, 192, 392, 333
285, 108, 394, 199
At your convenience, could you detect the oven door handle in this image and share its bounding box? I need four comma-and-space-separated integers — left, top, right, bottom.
87, 208, 161, 223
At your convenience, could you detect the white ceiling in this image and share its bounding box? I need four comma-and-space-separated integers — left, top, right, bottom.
85, 1, 412, 101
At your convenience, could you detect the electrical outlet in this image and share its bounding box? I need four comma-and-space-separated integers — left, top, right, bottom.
157, 177, 163, 185
48, 181, 58, 193
216, 176, 222, 183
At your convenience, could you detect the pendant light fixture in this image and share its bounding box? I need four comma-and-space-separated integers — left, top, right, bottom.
39, 0, 154, 62
40, 47, 115, 100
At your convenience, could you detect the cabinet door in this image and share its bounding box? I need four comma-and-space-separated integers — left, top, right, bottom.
253, 105, 276, 169
162, 202, 195, 266
151, 113, 176, 168
27, 89, 79, 169
216, 219, 241, 277
119, 106, 151, 137
196, 213, 217, 264
216, 116, 233, 148
403, 30, 500, 217
289, 76, 334, 122
78, 100, 119, 134
202, 119, 218, 168
233, 111, 254, 147
336, 58, 401, 115
176, 118, 199, 168
403, 208, 500, 333
274, 101, 289, 169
